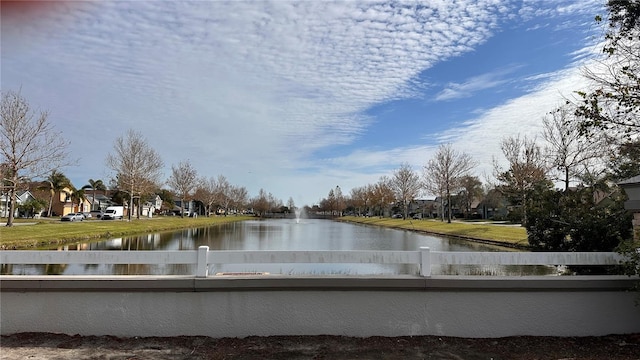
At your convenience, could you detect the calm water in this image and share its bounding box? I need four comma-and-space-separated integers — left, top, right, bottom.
3, 218, 555, 276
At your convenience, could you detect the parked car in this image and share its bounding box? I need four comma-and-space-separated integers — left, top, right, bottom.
61, 213, 84, 222
82, 212, 92, 219
391, 214, 403, 219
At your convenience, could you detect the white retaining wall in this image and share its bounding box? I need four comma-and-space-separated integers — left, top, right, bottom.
2, 275, 639, 338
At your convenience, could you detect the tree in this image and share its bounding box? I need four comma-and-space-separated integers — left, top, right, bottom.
350, 186, 371, 216
39, 170, 71, 217
495, 135, 550, 226
526, 181, 632, 273
69, 187, 87, 213
167, 160, 198, 218
18, 197, 47, 218
195, 176, 217, 216
457, 175, 483, 219
214, 175, 232, 216
423, 144, 476, 223
608, 139, 640, 181
334, 185, 344, 216
542, 105, 605, 190
1, 90, 71, 226
371, 176, 394, 218
229, 185, 248, 215
573, 0, 640, 141
251, 188, 270, 217
106, 129, 163, 221
82, 178, 107, 212
391, 163, 421, 219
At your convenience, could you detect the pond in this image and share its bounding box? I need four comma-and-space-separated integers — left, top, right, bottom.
3, 218, 555, 276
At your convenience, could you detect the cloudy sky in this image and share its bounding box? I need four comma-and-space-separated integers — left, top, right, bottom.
2, 0, 606, 206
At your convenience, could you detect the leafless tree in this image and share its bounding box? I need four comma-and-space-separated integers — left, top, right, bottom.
229, 185, 248, 215
423, 144, 476, 223
167, 160, 198, 218
1, 90, 71, 226
391, 163, 421, 219
372, 176, 395, 218
542, 105, 606, 190
195, 176, 217, 216
215, 175, 232, 215
494, 135, 550, 225
350, 185, 371, 216
106, 129, 163, 221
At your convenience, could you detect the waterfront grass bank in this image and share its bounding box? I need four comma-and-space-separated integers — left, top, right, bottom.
0, 216, 252, 249
338, 216, 529, 249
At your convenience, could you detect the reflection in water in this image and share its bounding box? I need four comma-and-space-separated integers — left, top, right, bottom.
3, 219, 555, 276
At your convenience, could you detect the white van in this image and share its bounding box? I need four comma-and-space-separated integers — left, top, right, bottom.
101, 206, 124, 220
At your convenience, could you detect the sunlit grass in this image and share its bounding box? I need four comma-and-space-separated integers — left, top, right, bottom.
0, 216, 252, 249
339, 216, 529, 248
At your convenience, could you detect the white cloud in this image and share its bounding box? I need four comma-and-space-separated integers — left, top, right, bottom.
1, 0, 601, 205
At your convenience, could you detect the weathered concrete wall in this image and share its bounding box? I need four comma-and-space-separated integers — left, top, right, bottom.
1, 275, 639, 338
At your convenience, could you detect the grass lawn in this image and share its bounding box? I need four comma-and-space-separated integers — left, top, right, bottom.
0, 216, 252, 249
338, 216, 529, 248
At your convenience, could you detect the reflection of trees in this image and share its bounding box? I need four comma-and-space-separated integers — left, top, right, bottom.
1, 263, 13, 274
44, 263, 67, 275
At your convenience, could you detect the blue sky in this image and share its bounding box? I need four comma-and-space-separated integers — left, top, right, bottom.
2, 0, 606, 207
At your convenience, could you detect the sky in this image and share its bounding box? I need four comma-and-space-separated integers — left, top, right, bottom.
1, 0, 608, 207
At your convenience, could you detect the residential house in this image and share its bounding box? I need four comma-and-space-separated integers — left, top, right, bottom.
83, 189, 115, 212
476, 189, 509, 220
408, 199, 438, 218
29, 185, 90, 216
0, 190, 38, 218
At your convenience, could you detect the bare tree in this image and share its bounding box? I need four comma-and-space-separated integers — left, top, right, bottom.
350, 185, 371, 216
423, 144, 476, 223
542, 105, 606, 190
106, 129, 163, 221
167, 160, 198, 218
1, 90, 71, 226
391, 163, 421, 219
229, 185, 248, 215
494, 135, 550, 226
195, 176, 217, 216
215, 175, 232, 216
371, 176, 394, 218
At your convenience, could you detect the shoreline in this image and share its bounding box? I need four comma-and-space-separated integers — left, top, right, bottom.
337, 216, 531, 250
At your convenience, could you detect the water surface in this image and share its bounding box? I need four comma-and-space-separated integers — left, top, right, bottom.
3, 219, 554, 276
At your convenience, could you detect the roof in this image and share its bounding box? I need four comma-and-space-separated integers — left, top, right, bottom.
618, 175, 640, 187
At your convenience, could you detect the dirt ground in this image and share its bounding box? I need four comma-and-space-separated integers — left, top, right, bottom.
1, 332, 639, 360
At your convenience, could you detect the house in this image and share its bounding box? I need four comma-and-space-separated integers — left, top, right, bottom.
0, 190, 38, 218
408, 199, 438, 218
83, 189, 115, 212
475, 189, 509, 220
29, 185, 90, 216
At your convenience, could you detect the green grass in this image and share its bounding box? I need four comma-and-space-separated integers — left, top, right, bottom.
338, 216, 529, 248
0, 216, 252, 249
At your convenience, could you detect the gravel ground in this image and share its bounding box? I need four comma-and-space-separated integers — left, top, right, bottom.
1, 332, 640, 359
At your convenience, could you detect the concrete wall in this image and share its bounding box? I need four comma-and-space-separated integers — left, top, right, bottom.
2, 275, 639, 338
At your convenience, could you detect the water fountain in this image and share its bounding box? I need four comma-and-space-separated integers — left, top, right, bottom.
294, 207, 306, 224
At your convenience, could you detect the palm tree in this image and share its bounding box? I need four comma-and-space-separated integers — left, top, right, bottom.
39, 170, 71, 217
82, 179, 107, 211
69, 187, 87, 213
